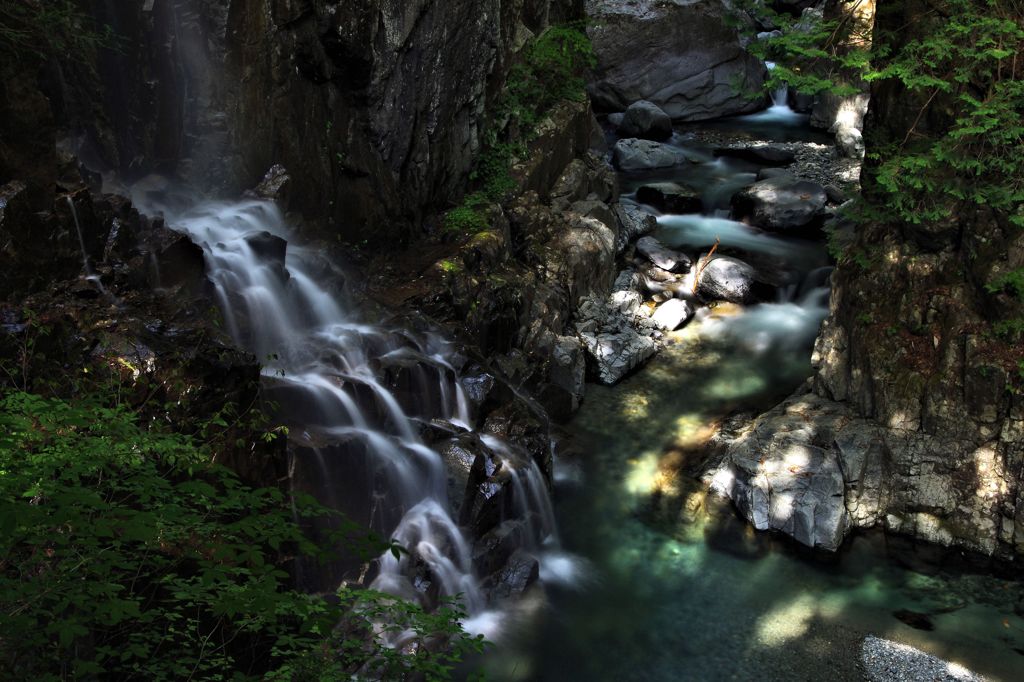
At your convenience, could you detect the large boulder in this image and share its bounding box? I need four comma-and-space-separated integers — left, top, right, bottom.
617, 100, 672, 140
575, 294, 657, 385
587, 0, 769, 121
695, 256, 756, 303
731, 177, 828, 231
612, 139, 690, 171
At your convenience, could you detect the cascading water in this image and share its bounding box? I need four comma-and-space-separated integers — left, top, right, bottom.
156, 197, 553, 628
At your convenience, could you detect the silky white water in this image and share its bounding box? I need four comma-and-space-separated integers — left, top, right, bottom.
154, 197, 558, 630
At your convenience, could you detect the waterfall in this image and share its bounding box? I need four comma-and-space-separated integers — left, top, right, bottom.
163, 198, 554, 624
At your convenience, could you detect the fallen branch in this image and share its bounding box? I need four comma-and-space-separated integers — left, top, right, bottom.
691, 238, 721, 295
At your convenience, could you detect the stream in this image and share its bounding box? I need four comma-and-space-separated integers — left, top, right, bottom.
482, 102, 1024, 680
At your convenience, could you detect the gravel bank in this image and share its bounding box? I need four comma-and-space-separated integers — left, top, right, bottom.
861, 636, 986, 682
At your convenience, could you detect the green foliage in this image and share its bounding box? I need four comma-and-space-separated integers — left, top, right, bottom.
0, 390, 484, 680
444, 23, 595, 235
735, 0, 1024, 230
0, 0, 117, 61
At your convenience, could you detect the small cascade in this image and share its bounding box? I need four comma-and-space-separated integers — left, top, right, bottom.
161, 198, 557, 625
65, 195, 112, 297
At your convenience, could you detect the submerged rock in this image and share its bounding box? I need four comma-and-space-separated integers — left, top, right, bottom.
617, 100, 672, 140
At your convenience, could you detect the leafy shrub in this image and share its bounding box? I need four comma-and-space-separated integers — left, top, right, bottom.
0, 390, 484, 680
0, 0, 117, 61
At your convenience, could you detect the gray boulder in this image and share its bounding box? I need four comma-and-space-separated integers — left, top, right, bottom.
575, 294, 657, 385
636, 182, 703, 214
695, 256, 756, 303
636, 236, 691, 273
731, 176, 828, 231
612, 138, 689, 171
704, 395, 852, 551
587, 0, 768, 121
617, 100, 672, 140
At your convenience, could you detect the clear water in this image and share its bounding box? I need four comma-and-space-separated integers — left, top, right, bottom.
483, 319, 1024, 681
484, 102, 1024, 680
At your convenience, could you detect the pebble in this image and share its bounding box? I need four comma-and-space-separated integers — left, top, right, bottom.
861, 635, 986, 682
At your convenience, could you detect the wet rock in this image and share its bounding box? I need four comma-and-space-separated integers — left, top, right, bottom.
472, 519, 530, 577
460, 445, 512, 538
587, 0, 768, 121
614, 203, 657, 253
696, 256, 756, 304
460, 370, 495, 410
484, 549, 539, 601
635, 182, 703, 214
650, 298, 693, 331
441, 433, 487, 518
617, 100, 672, 140
242, 230, 287, 266
612, 139, 689, 171
635, 236, 691, 273
731, 176, 828, 231
714, 145, 796, 167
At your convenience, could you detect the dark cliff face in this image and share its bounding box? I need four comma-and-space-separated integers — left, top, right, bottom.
809, 0, 1024, 557
2, 0, 582, 244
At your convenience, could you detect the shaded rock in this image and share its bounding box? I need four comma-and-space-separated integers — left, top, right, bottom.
650, 298, 693, 331
587, 0, 768, 121
696, 256, 756, 304
714, 145, 796, 166
731, 176, 828, 231
546, 335, 586, 418
617, 100, 672, 140
636, 236, 691, 273
612, 138, 689, 171
614, 203, 657, 253
635, 182, 703, 214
